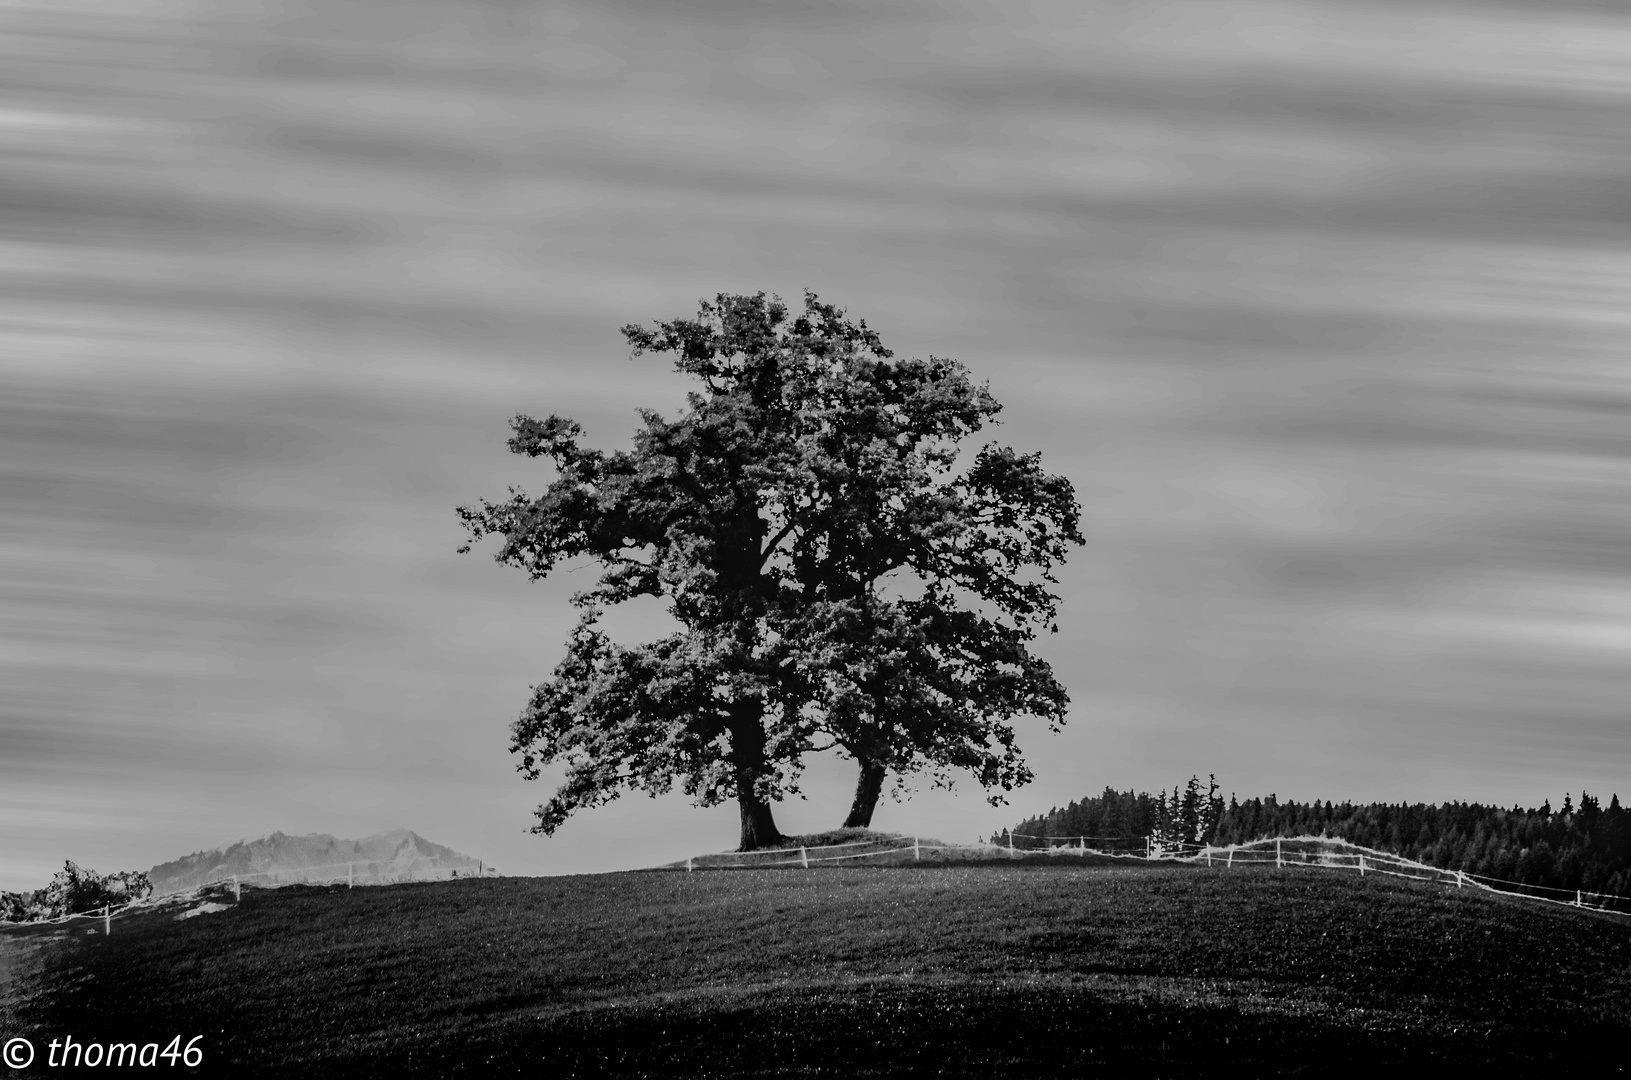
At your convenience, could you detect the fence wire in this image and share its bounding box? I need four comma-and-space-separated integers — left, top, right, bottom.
670, 832, 1631, 916
11, 833, 1626, 931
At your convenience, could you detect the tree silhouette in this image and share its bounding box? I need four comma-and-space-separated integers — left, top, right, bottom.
761, 329, 1082, 827
459, 291, 1080, 849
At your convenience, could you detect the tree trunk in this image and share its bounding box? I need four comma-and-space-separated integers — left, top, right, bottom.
737, 788, 783, 851
842, 758, 888, 829
731, 713, 784, 851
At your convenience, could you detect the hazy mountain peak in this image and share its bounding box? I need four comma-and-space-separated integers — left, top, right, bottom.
148, 829, 484, 894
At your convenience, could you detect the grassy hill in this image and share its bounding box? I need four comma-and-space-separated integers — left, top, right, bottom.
7, 862, 1630, 1076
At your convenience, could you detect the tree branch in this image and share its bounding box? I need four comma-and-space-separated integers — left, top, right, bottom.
758, 518, 802, 569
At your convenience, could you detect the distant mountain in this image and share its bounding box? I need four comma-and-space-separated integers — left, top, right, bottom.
148, 829, 489, 894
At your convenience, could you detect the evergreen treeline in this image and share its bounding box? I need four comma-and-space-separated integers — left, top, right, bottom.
999, 782, 1631, 898
992, 786, 1158, 852
992, 777, 1224, 855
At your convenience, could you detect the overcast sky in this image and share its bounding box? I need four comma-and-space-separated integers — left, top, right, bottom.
4, 0, 1629, 889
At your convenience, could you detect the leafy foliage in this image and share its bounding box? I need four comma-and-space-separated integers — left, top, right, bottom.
765, 326, 1082, 823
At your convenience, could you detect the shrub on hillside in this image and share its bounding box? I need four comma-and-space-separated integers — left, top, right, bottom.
1, 861, 152, 923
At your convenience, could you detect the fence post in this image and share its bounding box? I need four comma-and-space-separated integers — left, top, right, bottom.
800, 846, 809, 869
104, 904, 111, 936
1008, 833, 1015, 858
1457, 871, 1464, 888
233, 874, 241, 902
1227, 848, 1233, 869
1577, 890, 1582, 907
1206, 848, 1212, 867
1359, 855, 1365, 877
686, 856, 694, 872
348, 862, 354, 889
1276, 838, 1283, 868
913, 837, 920, 862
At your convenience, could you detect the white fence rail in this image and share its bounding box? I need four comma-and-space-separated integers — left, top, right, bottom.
13, 834, 1624, 931
1180, 835, 1630, 914
671, 832, 1631, 917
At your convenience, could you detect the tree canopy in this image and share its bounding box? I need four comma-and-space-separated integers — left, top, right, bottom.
458, 291, 1081, 849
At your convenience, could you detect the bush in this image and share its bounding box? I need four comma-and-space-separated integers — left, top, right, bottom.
0, 861, 152, 923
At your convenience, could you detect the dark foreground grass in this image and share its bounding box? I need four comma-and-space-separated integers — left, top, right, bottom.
8, 863, 1631, 1077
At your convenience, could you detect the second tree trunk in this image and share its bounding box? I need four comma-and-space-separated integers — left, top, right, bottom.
842, 759, 888, 829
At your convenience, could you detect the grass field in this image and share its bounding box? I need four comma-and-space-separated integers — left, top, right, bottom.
7, 862, 1631, 1077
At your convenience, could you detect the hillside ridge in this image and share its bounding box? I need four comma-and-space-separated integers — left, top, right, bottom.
23, 863, 1630, 1074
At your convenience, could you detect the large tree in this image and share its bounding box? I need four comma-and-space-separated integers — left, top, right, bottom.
456, 305, 811, 850
756, 331, 1082, 827
458, 291, 1080, 850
